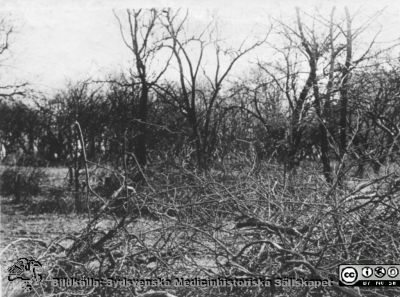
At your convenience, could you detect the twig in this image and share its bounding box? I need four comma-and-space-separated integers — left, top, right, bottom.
74, 121, 90, 218
128, 151, 155, 192
74, 121, 106, 210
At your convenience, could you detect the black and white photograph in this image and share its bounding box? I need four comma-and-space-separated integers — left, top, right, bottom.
1, 0, 400, 296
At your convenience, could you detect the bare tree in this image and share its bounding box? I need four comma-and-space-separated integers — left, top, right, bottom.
0, 19, 26, 102
257, 7, 385, 183
158, 9, 268, 169
349, 61, 400, 175
115, 9, 172, 167
258, 8, 336, 180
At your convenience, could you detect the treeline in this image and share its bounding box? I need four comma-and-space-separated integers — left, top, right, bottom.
1, 8, 400, 182
1, 64, 399, 175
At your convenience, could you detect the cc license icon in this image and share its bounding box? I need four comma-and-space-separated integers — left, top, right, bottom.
341, 267, 358, 284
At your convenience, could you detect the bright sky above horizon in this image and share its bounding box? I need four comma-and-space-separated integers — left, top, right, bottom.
2, 0, 400, 96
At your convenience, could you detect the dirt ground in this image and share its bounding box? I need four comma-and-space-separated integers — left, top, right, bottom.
1, 197, 87, 248
0, 166, 71, 244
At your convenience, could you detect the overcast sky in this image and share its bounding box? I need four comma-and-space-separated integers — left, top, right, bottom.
2, 0, 400, 95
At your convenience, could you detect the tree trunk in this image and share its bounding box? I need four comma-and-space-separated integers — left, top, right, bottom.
135, 84, 148, 167
313, 70, 332, 183
88, 135, 96, 160
339, 8, 352, 157
186, 106, 207, 170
